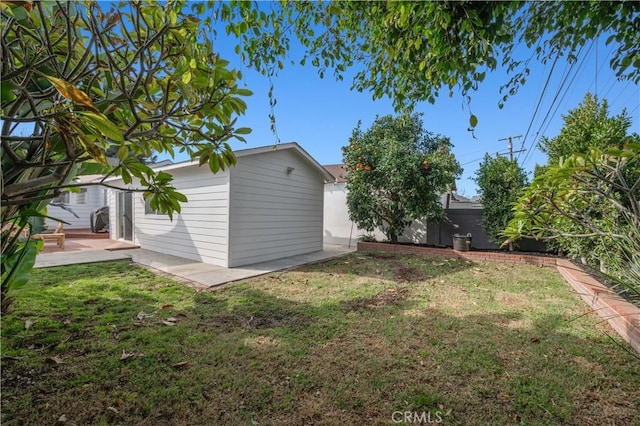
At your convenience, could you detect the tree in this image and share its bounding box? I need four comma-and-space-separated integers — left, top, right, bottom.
504, 143, 640, 299
473, 155, 528, 245
1, 1, 252, 311
343, 114, 462, 243
519, 94, 635, 268
231, 1, 639, 121
538, 93, 630, 165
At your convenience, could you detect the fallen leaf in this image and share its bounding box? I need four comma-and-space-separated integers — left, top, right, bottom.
107, 406, 119, 414
162, 321, 176, 326
530, 337, 541, 343
120, 349, 143, 360
25, 319, 35, 330
46, 356, 64, 364
57, 414, 67, 423
4, 356, 28, 361
166, 317, 177, 322
135, 311, 155, 320
172, 361, 191, 369
161, 304, 174, 309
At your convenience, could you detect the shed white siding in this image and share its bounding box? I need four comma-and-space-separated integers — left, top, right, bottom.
45, 186, 106, 229
227, 149, 324, 267
135, 167, 229, 266
106, 143, 330, 268
109, 167, 230, 266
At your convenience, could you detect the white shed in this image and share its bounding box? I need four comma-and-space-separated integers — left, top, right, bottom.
106, 143, 334, 267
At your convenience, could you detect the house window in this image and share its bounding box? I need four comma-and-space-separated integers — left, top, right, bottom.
144, 198, 167, 216
75, 188, 87, 205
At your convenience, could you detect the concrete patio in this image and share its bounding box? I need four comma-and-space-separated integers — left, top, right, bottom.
34, 238, 355, 289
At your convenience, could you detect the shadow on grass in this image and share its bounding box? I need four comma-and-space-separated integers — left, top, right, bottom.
2, 261, 639, 426
302, 251, 475, 283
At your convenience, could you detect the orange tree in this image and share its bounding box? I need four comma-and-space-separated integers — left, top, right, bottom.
343, 114, 461, 243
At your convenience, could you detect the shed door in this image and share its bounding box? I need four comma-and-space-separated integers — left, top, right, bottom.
117, 191, 133, 242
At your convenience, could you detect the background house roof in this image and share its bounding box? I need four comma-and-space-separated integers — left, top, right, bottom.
323, 164, 348, 183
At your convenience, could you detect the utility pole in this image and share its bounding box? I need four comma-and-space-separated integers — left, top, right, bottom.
498, 135, 524, 161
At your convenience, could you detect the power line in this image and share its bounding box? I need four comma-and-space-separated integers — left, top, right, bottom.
586, 44, 615, 96
516, 55, 561, 161
609, 80, 634, 107
521, 41, 594, 168
528, 41, 596, 162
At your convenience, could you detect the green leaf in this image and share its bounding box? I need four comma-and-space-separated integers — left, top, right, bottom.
208, 153, 220, 173
78, 162, 112, 176
1, 81, 17, 103
469, 114, 478, 128
2, 239, 40, 290
235, 127, 252, 135
76, 111, 124, 142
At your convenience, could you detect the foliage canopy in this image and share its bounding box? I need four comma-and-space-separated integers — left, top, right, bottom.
504, 95, 640, 298
343, 114, 462, 243
230, 1, 640, 120
1, 0, 251, 309
473, 155, 528, 244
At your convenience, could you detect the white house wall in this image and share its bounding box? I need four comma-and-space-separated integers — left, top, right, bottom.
45, 186, 106, 229
323, 183, 427, 245
110, 167, 231, 267
228, 149, 324, 267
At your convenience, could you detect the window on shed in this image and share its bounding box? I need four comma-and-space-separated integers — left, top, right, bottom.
75, 188, 88, 205
144, 197, 167, 216
52, 191, 70, 204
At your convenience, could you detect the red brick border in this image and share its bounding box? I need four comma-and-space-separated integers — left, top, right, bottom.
556, 259, 640, 354
357, 242, 640, 353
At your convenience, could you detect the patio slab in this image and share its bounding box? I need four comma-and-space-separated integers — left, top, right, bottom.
34, 249, 131, 268
127, 244, 355, 288
34, 242, 355, 289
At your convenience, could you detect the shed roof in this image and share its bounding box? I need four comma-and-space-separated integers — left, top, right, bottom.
106, 142, 335, 183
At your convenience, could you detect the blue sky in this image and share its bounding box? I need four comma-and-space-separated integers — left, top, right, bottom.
164, 21, 640, 196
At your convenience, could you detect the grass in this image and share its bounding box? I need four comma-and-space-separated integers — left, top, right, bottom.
1, 253, 639, 425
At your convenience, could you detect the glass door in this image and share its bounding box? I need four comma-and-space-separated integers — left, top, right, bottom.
117, 191, 133, 241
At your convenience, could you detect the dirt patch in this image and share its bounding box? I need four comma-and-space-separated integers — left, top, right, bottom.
343, 287, 411, 312
210, 312, 309, 331
394, 263, 430, 282
366, 253, 395, 260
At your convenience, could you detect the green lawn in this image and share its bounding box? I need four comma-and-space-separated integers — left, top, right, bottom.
2, 253, 638, 425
